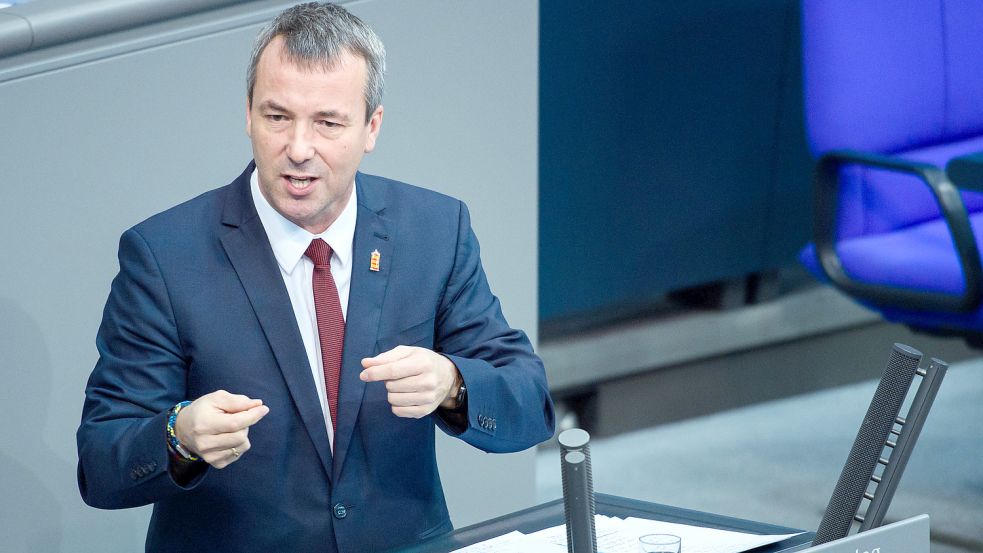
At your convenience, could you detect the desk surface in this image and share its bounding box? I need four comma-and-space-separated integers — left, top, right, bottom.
392, 493, 814, 552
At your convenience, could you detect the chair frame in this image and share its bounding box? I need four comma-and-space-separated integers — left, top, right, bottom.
813, 149, 983, 313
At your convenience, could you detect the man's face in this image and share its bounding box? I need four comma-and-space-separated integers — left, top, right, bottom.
247, 36, 383, 234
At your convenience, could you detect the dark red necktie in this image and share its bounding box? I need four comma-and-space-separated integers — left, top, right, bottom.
304, 238, 345, 434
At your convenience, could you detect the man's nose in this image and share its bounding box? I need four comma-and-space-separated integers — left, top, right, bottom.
286, 123, 315, 164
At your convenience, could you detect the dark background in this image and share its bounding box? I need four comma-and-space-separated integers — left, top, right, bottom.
540, 0, 814, 329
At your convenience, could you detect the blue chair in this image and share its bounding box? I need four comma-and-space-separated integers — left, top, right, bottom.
798, 0, 983, 341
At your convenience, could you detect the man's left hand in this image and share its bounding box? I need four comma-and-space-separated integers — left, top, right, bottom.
360, 346, 461, 418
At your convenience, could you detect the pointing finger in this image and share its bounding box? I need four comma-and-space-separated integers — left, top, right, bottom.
361, 345, 415, 368
216, 404, 270, 432
211, 390, 264, 414
360, 355, 427, 383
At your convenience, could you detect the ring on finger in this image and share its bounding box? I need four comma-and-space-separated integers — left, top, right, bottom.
231, 446, 240, 458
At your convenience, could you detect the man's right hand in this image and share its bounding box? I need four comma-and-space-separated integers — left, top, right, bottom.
174, 390, 270, 469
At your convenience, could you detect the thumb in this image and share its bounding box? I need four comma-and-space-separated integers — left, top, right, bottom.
210, 389, 263, 413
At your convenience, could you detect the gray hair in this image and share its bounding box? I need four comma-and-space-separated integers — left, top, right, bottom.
246, 2, 386, 123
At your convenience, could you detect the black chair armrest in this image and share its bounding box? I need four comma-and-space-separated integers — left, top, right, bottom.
945, 151, 983, 192
814, 150, 983, 312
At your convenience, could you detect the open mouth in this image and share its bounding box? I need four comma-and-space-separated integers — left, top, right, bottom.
284, 175, 317, 193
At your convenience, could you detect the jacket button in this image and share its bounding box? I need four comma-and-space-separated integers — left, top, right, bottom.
333, 503, 348, 519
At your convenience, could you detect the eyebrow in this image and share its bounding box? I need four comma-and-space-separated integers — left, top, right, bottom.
315, 110, 352, 123
258, 100, 351, 123
258, 100, 291, 114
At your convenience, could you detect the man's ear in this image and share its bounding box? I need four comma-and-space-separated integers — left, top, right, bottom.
245, 99, 253, 139
364, 105, 384, 153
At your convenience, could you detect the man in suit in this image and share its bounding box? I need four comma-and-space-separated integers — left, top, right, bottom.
76, 3, 555, 551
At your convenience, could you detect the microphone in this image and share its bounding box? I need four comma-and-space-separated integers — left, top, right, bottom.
813, 343, 921, 544
559, 428, 597, 553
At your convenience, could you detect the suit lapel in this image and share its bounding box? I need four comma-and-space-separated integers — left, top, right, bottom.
219, 166, 334, 481
333, 173, 394, 482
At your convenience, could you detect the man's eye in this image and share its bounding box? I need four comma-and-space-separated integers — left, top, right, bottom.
318, 120, 341, 128
266, 114, 287, 122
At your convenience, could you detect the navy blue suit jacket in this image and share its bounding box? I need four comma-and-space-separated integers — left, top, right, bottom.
77, 163, 555, 552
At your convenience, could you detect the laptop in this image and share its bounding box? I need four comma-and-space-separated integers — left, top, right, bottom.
789, 515, 929, 553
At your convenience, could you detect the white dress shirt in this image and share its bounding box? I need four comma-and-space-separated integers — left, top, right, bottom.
250, 170, 357, 449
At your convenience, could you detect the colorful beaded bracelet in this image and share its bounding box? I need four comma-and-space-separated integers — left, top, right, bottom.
166, 400, 200, 461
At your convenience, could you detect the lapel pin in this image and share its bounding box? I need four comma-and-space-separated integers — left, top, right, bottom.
369, 249, 381, 272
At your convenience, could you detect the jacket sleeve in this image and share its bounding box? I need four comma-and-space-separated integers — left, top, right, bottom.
432, 202, 556, 452
76, 228, 205, 509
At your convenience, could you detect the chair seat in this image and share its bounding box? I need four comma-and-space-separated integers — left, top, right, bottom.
800, 212, 983, 328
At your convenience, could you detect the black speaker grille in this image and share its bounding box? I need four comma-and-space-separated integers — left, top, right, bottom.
560, 432, 597, 553
813, 344, 920, 545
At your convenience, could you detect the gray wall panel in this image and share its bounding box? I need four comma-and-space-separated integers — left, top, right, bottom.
0, 0, 245, 57
0, 1, 539, 550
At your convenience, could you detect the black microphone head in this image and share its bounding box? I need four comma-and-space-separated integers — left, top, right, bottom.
891, 342, 922, 360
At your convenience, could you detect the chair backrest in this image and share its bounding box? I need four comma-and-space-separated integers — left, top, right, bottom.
802, 0, 983, 237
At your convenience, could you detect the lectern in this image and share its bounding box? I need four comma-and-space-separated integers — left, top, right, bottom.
388, 494, 813, 553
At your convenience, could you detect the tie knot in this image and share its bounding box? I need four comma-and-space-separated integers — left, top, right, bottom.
305, 238, 333, 268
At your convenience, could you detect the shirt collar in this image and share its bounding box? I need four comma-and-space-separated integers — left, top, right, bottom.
250, 169, 357, 275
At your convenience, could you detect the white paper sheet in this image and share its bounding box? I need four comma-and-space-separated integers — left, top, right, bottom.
526, 515, 638, 552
